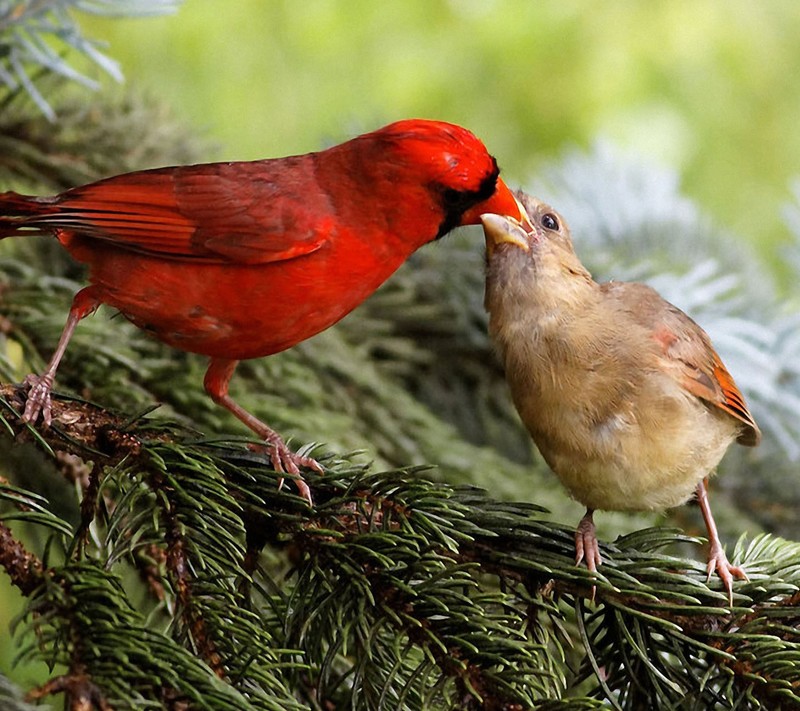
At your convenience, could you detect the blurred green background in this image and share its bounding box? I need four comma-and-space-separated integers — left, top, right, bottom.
3, 0, 800, 699
79, 0, 800, 262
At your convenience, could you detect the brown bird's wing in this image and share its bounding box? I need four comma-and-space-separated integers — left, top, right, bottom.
669, 338, 761, 446
602, 281, 761, 446
38, 158, 330, 264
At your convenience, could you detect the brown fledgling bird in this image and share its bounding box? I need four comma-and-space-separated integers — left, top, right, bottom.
481, 194, 760, 603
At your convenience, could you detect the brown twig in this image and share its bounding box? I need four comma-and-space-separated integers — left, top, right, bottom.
164, 503, 225, 678
0, 519, 45, 595
26, 670, 114, 711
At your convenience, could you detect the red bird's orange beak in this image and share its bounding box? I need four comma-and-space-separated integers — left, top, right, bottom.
460, 178, 533, 231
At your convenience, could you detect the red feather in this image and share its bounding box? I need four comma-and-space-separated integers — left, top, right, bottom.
0, 119, 526, 490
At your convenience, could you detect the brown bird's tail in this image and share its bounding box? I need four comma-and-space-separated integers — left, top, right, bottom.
0, 191, 58, 239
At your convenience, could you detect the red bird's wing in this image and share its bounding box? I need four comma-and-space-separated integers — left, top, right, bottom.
51, 159, 330, 264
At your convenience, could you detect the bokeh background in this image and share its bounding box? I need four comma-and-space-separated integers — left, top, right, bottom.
3, 0, 800, 697
80, 0, 800, 264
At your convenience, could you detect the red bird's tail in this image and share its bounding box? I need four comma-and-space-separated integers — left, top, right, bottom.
0, 191, 57, 239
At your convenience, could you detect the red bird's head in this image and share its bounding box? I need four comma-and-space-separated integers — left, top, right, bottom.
359, 119, 531, 240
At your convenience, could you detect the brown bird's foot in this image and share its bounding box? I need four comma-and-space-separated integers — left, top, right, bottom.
706, 539, 748, 607
20, 372, 55, 426
696, 478, 746, 606
575, 509, 602, 572
575, 510, 602, 601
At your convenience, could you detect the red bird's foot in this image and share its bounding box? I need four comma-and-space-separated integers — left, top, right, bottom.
203, 359, 324, 506
21, 373, 56, 426
575, 509, 602, 573
252, 433, 323, 506
706, 540, 747, 606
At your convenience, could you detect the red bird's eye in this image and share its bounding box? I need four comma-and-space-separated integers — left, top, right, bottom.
541, 213, 560, 231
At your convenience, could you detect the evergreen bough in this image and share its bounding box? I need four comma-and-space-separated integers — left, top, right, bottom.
3, 5, 800, 707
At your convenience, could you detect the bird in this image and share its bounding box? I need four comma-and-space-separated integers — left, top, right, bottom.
480, 193, 760, 603
0, 118, 530, 504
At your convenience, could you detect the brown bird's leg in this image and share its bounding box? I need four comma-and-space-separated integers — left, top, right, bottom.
203, 358, 322, 505
22, 286, 101, 426
575, 508, 602, 572
697, 477, 746, 606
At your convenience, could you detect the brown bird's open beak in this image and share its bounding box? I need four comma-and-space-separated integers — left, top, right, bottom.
480, 213, 530, 257
461, 178, 533, 231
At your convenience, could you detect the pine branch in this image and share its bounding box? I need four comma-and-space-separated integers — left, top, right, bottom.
1, 393, 304, 709
0, 517, 43, 595
2, 387, 800, 708
0, 79, 211, 193
0, 0, 182, 119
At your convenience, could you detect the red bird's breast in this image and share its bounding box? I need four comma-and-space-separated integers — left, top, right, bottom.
70, 225, 406, 360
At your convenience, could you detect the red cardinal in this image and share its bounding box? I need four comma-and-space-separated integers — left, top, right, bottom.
0, 119, 528, 502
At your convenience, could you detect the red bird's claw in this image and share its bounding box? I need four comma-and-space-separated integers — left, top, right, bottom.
257, 437, 322, 506
706, 542, 747, 606
21, 373, 55, 426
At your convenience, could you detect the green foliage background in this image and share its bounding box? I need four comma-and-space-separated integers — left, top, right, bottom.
2, 1, 800, 706
79, 0, 800, 262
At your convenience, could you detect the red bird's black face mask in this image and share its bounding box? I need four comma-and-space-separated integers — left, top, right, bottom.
434, 158, 501, 239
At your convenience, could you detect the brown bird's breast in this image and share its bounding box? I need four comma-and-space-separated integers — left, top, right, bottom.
496, 305, 741, 513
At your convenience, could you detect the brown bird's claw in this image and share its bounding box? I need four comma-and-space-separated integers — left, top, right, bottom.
575, 511, 602, 572
697, 479, 747, 606
21, 373, 55, 426
575, 510, 602, 600
706, 540, 747, 607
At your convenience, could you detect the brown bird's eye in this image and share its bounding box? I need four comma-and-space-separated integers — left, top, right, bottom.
541, 213, 560, 231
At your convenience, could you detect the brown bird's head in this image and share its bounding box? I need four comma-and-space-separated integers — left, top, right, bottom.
354, 119, 531, 243
481, 193, 593, 315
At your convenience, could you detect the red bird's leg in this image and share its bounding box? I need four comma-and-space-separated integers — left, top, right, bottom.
203, 358, 322, 505
575, 508, 602, 572
22, 286, 101, 426
697, 477, 746, 606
